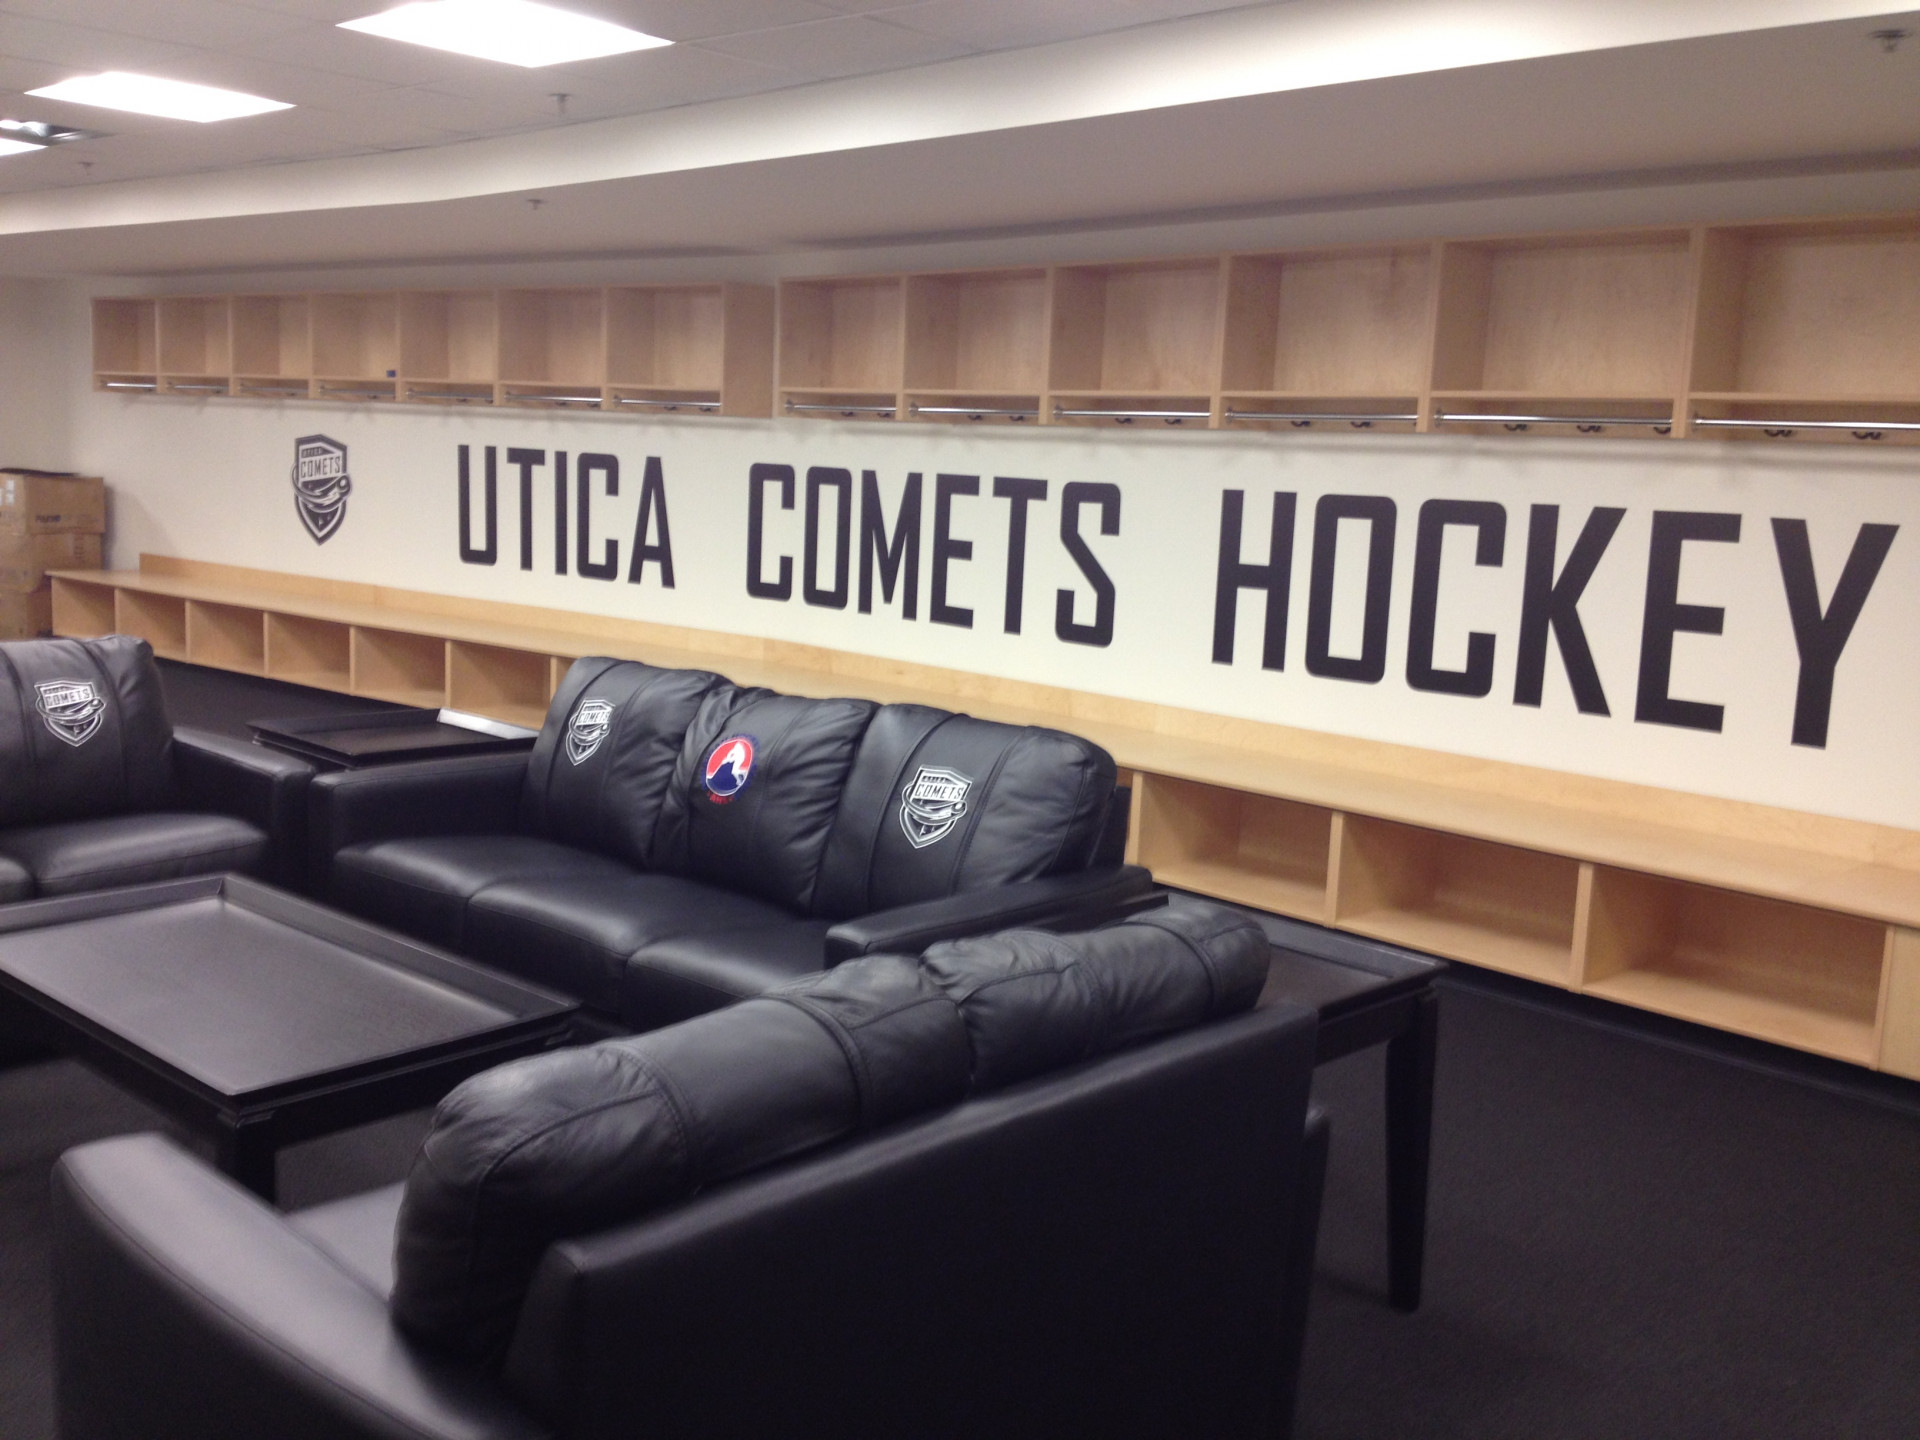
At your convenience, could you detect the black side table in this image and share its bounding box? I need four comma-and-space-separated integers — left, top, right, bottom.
250, 707, 537, 770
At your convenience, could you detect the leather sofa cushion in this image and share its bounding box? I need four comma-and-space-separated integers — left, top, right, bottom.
463, 872, 800, 1016
391, 955, 969, 1363
0, 813, 267, 897
519, 659, 725, 868
289, 1182, 406, 1299
920, 905, 1271, 1092
0, 636, 174, 828
650, 687, 876, 913
330, 836, 631, 949
0, 852, 28, 903
621, 918, 832, 1029
812, 704, 1117, 920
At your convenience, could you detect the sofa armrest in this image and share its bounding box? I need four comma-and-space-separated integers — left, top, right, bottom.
823, 864, 1161, 964
53, 1133, 548, 1440
309, 754, 529, 891
171, 726, 315, 888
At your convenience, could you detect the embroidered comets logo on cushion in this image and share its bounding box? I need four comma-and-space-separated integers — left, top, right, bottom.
900, 766, 972, 848
35, 678, 105, 748
566, 698, 614, 765
703, 735, 756, 802
292, 434, 352, 544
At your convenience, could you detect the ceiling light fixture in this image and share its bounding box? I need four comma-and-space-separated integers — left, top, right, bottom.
339, 0, 670, 68
27, 73, 291, 123
0, 137, 41, 159
0, 119, 107, 146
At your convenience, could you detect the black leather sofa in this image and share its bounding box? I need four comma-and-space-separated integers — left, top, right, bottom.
311, 655, 1155, 1030
0, 635, 312, 898
54, 905, 1329, 1440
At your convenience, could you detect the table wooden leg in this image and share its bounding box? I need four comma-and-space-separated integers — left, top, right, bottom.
215, 1114, 279, 1202
1385, 989, 1438, 1311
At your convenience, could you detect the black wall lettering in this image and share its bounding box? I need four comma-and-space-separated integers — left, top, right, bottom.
1634, 510, 1741, 732
507, 447, 544, 571
1212, 489, 1295, 670
859, 470, 921, 618
1056, 481, 1119, 648
931, 473, 978, 629
1305, 494, 1396, 683
803, 466, 852, 609
1771, 518, 1898, 748
627, 456, 674, 587
553, 451, 569, 576
1406, 499, 1505, 697
457, 444, 496, 565
1513, 505, 1623, 715
575, 453, 619, 581
993, 476, 1048, 634
747, 463, 795, 601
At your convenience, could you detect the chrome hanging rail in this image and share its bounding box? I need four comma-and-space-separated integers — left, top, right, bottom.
102, 381, 157, 391
785, 400, 897, 417
513, 393, 602, 407
1052, 404, 1210, 425
1690, 414, 1920, 440
616, 396, 721, 412
1226, 408, 1419, 427
1433, 410, 1672, 433
405, 386, 492, 403
909, 403, 1038, 421
166, 382, 229, 393
236, 383, 309, 397
319, 385, 394, 400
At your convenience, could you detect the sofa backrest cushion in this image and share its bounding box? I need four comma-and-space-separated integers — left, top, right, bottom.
649, 686, 876, 913
390, 954, 969, 1363
920, 905, 1271, 1092
519, 658, 726, 867
0, 635, 173, 827
812, 705, 1117, 920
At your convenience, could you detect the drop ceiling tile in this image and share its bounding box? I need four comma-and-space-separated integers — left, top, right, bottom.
698, 14, 973, 80
875, 0, 1130, 52
0, 15, 201, 72
433, 43, 792, 111
0, 0, 316, 50
156, 52, 401, 108
232, 21, 502, 86
591, 0, 838, 43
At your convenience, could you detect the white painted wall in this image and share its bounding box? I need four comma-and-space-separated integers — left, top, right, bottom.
0, 279, 75, 472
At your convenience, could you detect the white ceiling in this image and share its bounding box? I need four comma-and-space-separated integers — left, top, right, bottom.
0, 0, 1916, 276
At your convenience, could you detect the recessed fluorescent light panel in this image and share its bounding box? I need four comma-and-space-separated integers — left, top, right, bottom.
28, 73, 291, 123
340, 0, 670, 68
0, 138, 41, 159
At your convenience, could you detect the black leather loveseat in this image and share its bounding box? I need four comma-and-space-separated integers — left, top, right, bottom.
0, 635, 312, 899
54, 905, 1329, 1440
311, 655, 1154, 1030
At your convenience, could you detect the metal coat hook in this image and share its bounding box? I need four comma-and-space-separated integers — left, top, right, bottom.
1504, 422, 1530, 432
1764, 427, 1797, 438
1577, 423, 1604, 433
1853, 430, 1885, 441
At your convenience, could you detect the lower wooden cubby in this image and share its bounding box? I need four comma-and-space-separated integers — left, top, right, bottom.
185, 601, 264, 673
264, 614, 350, 690
350, 627, 446, 707
50, 579, 117, 637
1334, 815, 1580, 984
1135, 774, 1331, 921
114, 590, 186, 659
447, 641, 556, 730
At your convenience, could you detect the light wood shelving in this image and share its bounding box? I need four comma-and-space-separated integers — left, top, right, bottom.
92, 297, 157, 392
156, 297, 233, 398
778, 274, 905, 420
49, 554, 1920, 1076
232, 295, 311, 398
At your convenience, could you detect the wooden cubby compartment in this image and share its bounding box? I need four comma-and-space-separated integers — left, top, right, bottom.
400, 291, 497, 404
1047, 259, 1222, 422
1578, 867, 1886, 1064
1220, 246, 1431, 430
350, 626, 446, 707
185, 600, 265, 673
1334, 815, 1580, 984
903, 268, 1047, 422
311, 293, 399, 398
1135, 774, 1332, 921
447, 641, 551, 729
606, 285, 720, 392
232, 295, 311, 394
114, 590, 187, 660
50, 578, 118, 637
264, 614, 350, 690
499, 289, 604, 402
1429, 231, 1692, 433
157, 297, 231, 394
779, 276, 903, 417
93, 298, 157, 385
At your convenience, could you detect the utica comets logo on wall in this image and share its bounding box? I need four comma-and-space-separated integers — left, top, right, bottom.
566, 697, 614, 765
703, 735, 756, 803
900, 766, 972, 848
35, 678, 104, 748
292, 435, 352, 544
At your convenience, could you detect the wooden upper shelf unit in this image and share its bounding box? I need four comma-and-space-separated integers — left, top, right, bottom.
94, 211, 1920, 443
93, 283, 776, 417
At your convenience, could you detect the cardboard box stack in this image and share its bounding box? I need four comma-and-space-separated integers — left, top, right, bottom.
0, 471, 105, 639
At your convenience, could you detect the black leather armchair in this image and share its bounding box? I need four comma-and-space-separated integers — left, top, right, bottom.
0, 635, 313, 898
54, 907, 1329, 1440
311, 656, 1156, 1031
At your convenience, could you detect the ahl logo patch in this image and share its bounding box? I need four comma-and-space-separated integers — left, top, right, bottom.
703, 735, 757, 803
292, 434, 352, 544
35, 678, 104, 748
900, 766, 972, 848
566, 697, 614, 765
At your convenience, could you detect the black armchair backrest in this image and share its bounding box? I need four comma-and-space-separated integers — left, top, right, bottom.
0, 635, 173, 827
519, 658, 726, 867
812, 703, 1117, 920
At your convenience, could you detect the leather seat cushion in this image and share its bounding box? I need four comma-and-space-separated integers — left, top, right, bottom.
0, 813, 267, 897
620, 918, 834, 1029
289, 1182, 405, 1300
464, 872, 802, 1016
0, 635, 174, 828
391, 954, 969, 1363
330, 836, 630, 950
0, 852, 29, 903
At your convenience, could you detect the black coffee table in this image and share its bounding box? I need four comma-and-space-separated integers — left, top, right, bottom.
250, 707, 538, 770
0, 874, 576, 1201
